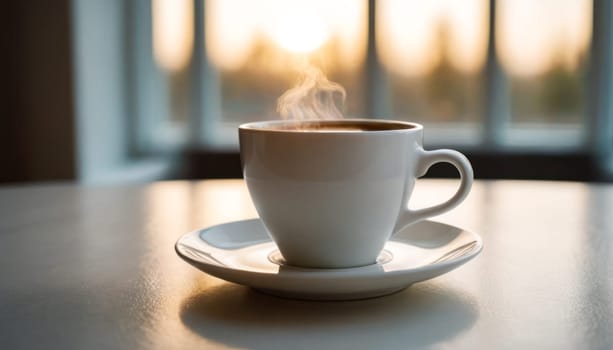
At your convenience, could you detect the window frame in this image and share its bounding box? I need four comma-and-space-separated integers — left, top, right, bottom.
124, 0, 613, 181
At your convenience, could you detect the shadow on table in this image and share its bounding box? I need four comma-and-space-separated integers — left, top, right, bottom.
180, 282, 478, 349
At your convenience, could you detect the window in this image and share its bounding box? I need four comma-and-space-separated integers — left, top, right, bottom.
120, 0, 612, 180
203, 0, 368, 146
498, 0, 592, 148
377, 0, 488, 145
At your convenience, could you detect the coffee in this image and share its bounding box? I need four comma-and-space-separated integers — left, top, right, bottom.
245, 120, 416, 132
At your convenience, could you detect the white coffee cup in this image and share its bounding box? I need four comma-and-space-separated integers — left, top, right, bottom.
239, 119, 473, 268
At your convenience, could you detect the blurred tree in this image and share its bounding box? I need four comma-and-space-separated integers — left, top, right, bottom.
541, 46, 585, 121
427, 19, 463, 121
425, 19, 480, 122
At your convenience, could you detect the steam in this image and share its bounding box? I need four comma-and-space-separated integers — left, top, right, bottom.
277, 64, 346, 120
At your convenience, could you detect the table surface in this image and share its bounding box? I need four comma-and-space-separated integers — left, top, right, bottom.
1, 179, 612, 349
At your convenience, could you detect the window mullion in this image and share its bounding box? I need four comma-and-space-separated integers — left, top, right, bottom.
588, 0, 613, 178
483, 0, 509, 148
365, 0, 390, 119
191, 0, 221, 149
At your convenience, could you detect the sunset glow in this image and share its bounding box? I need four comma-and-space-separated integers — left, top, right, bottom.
377, 0, 489, 77
272, 10, 329, 54
205, 0, 367, 71
497, 0, 592, 76
153, 0, 592, 78
152, 0, 194, 72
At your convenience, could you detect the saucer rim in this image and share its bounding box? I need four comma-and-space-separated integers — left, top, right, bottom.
174, 218, 483, 278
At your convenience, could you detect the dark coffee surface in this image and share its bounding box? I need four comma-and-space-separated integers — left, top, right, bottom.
265, 120, 415, 132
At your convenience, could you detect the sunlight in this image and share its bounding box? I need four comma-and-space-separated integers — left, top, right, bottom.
153, 0, 591, 78
377, 0, 489, 77
497, 0, 592, 77
271, 9, 330, 54
152, 0, 194, 72
205, 0, 367, 72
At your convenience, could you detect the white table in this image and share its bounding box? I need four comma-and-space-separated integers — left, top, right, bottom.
1, 179, 612, 349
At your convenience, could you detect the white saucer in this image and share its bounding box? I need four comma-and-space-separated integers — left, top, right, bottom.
175, 219, 482, 300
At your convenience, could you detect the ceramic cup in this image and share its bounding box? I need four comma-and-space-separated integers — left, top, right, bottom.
239, 119, 473, 268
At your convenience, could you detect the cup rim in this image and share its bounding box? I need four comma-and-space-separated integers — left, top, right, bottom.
239, 118, 423, 134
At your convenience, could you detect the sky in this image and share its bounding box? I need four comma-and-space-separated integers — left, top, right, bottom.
152, 0, 592, 77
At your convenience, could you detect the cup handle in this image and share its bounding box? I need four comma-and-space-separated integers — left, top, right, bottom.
394, 149, 473, 233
